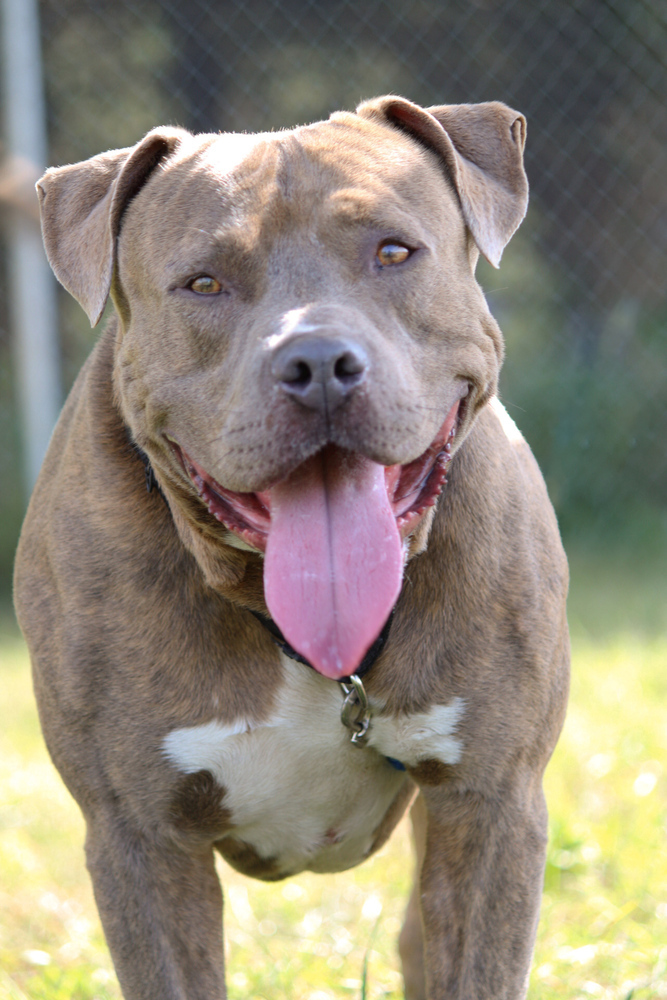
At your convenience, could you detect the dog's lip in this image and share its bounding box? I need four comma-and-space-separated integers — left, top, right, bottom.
165, 401, 460, 552
167, 436, 273, 548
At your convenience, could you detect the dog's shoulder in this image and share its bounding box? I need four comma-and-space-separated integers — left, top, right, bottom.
454, 397, 566, 571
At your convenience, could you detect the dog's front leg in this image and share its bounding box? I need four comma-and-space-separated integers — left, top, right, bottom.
85, 813, 226, 1000
418, 782, 548, 999
399, 792, 427, 1000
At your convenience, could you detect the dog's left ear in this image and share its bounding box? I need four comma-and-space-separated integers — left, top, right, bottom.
357, 96, 528, 267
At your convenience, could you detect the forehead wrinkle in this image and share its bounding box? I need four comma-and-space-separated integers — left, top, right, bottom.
323, 188, 430, 242
281, 123, 448, 230
163, 224, 262, 274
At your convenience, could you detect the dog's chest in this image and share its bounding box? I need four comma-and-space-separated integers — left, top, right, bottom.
163, 655, 464, 877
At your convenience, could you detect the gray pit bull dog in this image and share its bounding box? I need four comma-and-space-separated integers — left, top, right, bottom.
14, 95, 569, 999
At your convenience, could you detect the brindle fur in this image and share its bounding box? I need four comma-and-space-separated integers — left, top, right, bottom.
14, 96, 569, 999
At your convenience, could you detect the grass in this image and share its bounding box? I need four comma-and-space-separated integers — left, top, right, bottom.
1, 548, 666, 1000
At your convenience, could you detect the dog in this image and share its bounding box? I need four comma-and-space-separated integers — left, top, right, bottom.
14, 95, 569, 999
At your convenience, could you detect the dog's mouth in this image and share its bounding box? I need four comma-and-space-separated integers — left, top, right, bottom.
166, 399, 461, 678
169, 402, 460, 549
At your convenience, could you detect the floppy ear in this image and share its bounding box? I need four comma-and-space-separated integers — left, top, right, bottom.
37, 126, 188, 325
356, 96, 528, 267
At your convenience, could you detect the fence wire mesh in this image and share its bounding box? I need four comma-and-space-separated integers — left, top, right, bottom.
1, 0, 666, 588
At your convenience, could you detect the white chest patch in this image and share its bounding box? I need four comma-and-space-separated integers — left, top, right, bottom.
163, 655, 464, 875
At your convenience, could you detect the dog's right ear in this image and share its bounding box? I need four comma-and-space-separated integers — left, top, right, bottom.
37, 127, 188, 326
357, 96, 528, 268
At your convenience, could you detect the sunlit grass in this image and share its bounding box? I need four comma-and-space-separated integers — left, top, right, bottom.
1, 553, 666, 999
534, 633, 667, 1000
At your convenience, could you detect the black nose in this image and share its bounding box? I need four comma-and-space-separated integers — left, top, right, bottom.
272, 336, 368, 414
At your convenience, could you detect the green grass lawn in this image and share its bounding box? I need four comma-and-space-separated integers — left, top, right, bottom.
1, 549, 666, 1000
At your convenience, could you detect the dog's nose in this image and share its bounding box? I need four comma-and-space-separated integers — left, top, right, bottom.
272, 336, 368, 413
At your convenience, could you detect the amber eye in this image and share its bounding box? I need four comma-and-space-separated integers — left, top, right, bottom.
189, 275, 222, 294
376, 242, 411, 267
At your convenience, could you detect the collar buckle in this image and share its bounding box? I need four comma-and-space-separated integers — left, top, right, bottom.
339, 674, 371, 746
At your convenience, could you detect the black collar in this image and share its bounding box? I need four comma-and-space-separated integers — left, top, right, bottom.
131, 441, 163, 497
250, 606, 395, 681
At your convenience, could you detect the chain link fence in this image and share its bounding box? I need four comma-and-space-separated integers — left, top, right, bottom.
1, 0, 666, 592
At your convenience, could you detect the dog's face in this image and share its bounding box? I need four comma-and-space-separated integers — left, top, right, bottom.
116, 121, 490, 489
38, 96, 527, 677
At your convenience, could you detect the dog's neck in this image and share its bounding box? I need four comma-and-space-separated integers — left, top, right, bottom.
131, 436, 396, 682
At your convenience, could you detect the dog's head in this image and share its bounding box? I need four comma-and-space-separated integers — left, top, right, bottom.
37, 96, 527, 678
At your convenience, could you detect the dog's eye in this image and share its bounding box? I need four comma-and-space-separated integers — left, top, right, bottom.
376, 242, 411, 267
188, 275, 222, 295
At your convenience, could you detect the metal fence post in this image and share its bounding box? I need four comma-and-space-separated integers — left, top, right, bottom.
1, 0, 60, 494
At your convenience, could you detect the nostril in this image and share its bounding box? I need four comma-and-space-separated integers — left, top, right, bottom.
334, 351, 365, 383
282, 359, 313, 387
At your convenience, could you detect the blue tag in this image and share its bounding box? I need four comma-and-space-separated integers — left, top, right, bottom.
385, 756, 406, 771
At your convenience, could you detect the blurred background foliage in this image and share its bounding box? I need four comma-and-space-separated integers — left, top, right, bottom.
0, 0, 666, 597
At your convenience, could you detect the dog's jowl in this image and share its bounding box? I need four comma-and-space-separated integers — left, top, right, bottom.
14, 96, 569, 999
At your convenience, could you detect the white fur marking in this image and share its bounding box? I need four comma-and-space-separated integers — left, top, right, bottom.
265, 307, 317, 350
368, 698, 465, 767
489, 396, 524, 444
163, 656, 406, 874
164, 662, 465, 873
163, 717, 251, 772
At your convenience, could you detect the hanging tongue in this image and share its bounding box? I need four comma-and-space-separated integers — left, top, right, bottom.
264, 446, 404, 679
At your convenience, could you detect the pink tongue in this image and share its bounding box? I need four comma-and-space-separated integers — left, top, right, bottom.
264, 448, 404, 679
